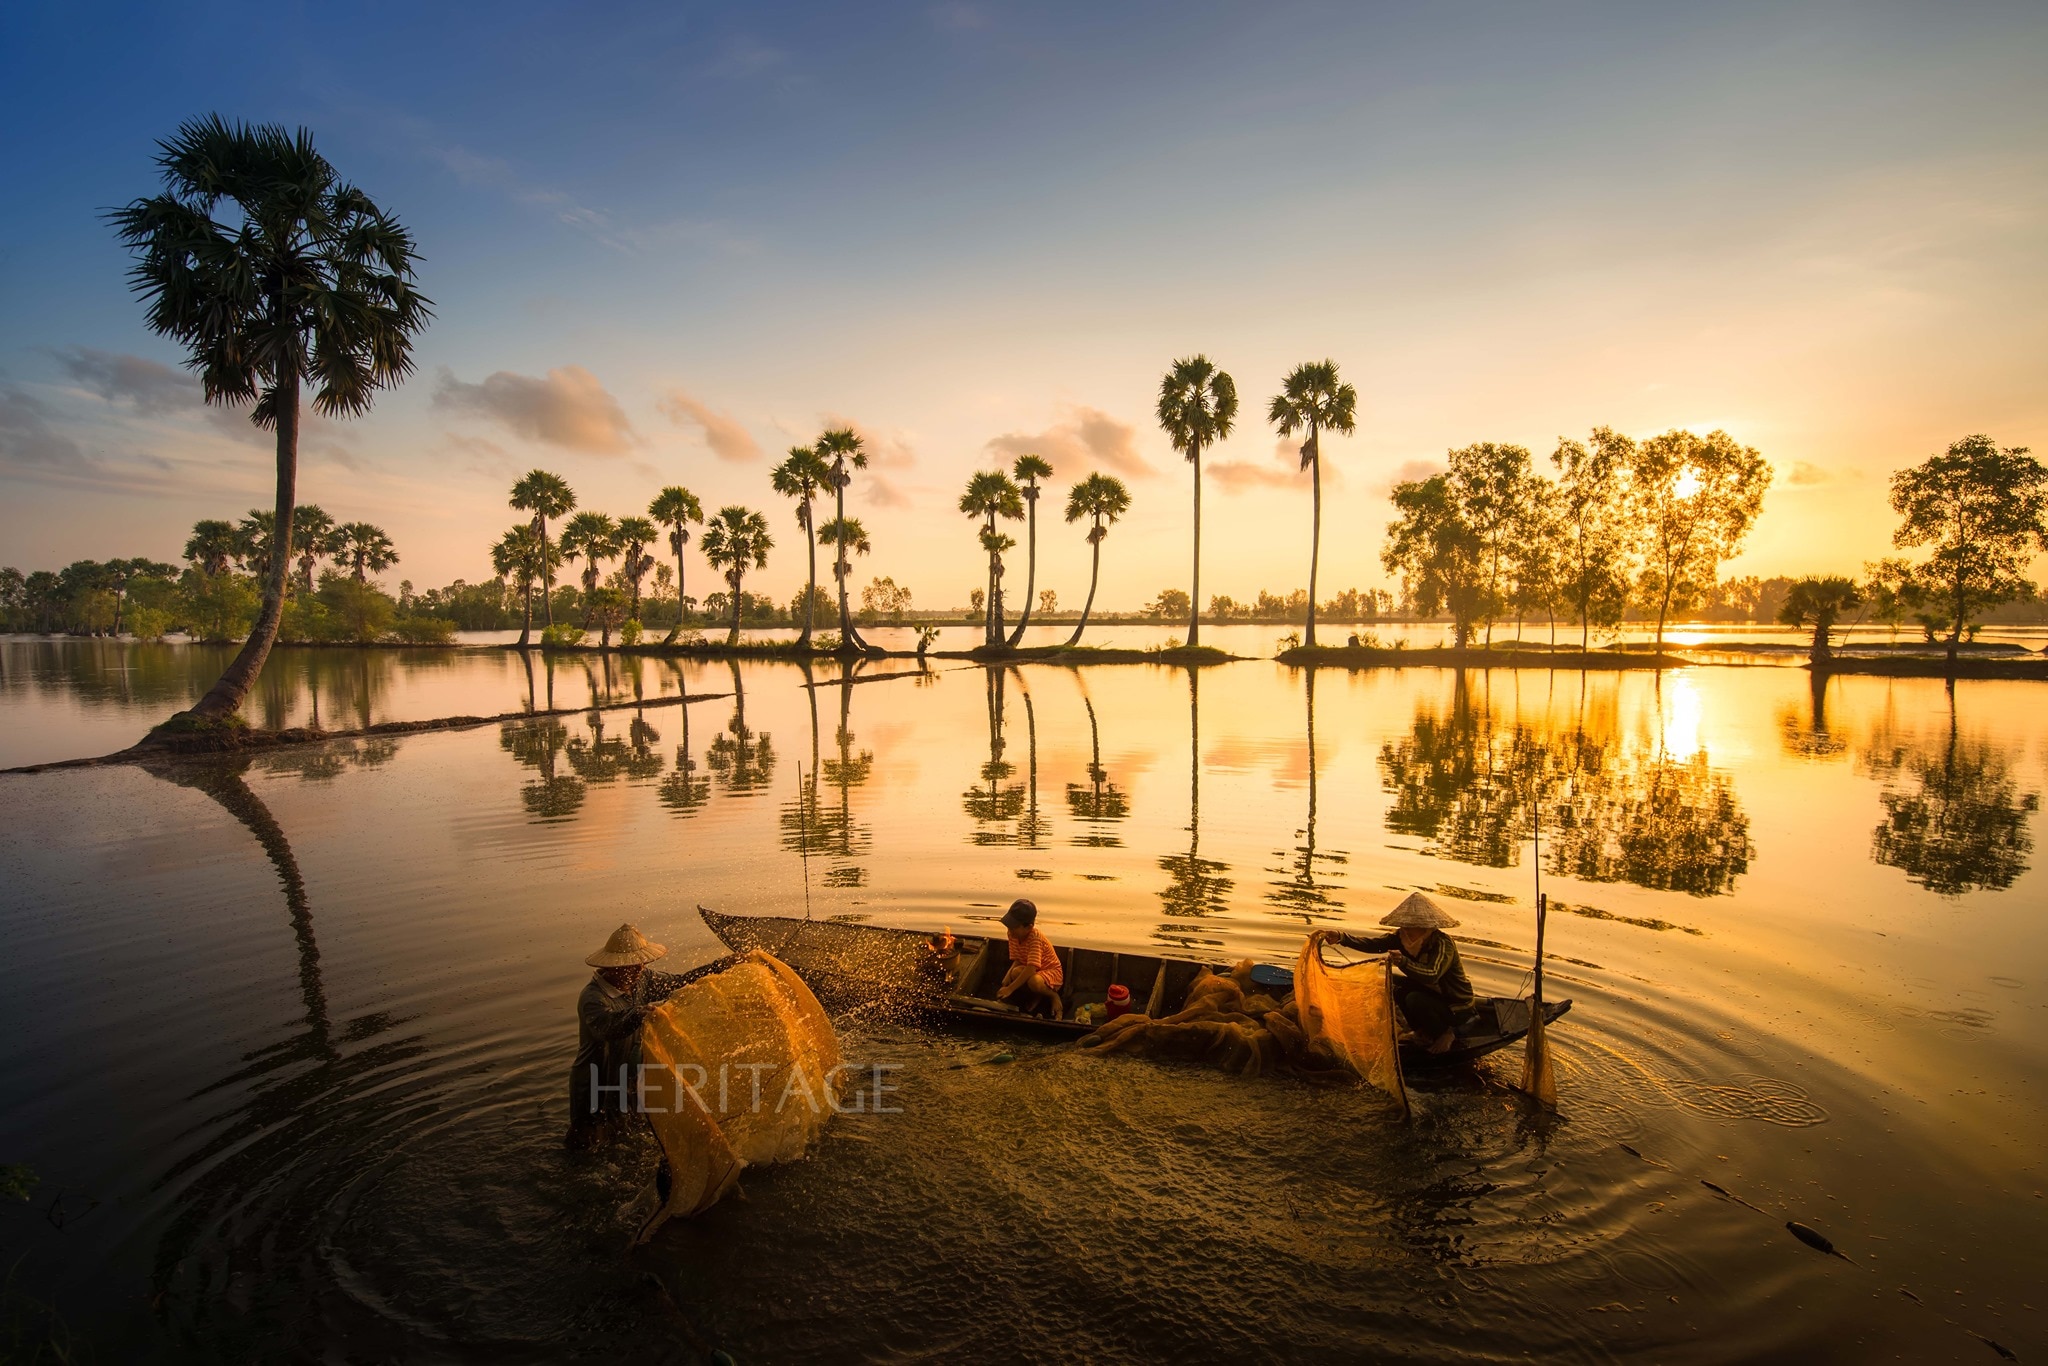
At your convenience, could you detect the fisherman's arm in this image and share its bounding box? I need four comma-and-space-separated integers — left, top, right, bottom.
1323, 929, 1401, 954
579, 987, 647, 1041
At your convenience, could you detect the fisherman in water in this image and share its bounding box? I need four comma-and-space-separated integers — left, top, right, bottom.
1318, 892, 1472, 1054
566, 923, 691, 1151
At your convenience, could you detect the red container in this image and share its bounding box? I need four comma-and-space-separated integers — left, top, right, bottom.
1105, 983, 1133, 1019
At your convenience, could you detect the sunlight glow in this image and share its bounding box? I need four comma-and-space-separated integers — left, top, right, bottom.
1673, 468, 1702, 500
1660, 674, 1704, 758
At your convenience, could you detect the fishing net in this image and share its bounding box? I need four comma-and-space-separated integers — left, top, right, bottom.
631, 950, 842, 1240
1291, 939, 1409, 1116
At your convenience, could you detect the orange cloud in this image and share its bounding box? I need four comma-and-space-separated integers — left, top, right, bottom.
985, 404, 1154, 480
434, 365, 636, 455
658, 388, 762, 463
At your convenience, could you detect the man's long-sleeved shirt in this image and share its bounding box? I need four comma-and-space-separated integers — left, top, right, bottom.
568, 969, 689, 1126
1332, 929, 1474, 1011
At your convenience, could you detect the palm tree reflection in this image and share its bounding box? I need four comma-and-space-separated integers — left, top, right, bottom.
1065, 687, 1129, 845
963, 667, 1025, 841
500, 717, 587, 820
707, 659, 776, 794
783, 662, 872, 886
1158, 667, 1233, 925
1865, 685, 2039, 895
1267, 667, 1347, 919
657, 664, 710, 815
1779, 674, 1848, 759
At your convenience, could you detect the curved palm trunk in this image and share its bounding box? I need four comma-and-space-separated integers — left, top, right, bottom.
798, 499, 818, 648
1188, 438, 1203, 648
1006, 492, 1039, 647
182, 369, 299, 723
1305, 427, 1322, 649
1066, 526, 1103, 647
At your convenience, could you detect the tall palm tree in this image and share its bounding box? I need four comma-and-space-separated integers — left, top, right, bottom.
559, 511, 620, 624
289, 504, 336, 594
492, 523, 549, 648
1156, 355, 1237, 648
1005, 454, 1054, 647
960, 470, 1025, 647
615, 516, 659, 619
700, 505, 773, 646
647, 485, 703, 644
771, 446, 833, 647
184, 519, 236, 576
335, 522, 398, 582
1268, 360, 1359, 649
510, 469, 576, 626
111, 115, 428, 726
815, 428, 871, 651
1063, 473, 1132, 646
816, 516, 871, 637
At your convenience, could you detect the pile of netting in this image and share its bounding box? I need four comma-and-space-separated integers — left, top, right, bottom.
631, 950, 843, 1240
1077, 940, 1409, 1112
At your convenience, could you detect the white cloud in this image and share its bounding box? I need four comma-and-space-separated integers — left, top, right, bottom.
434, 365, 637, 455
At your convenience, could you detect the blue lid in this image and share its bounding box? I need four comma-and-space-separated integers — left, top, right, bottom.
1249, 963, 1294, 988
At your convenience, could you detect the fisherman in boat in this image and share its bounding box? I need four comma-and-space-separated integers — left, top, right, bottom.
566, 923, 691, 1151
995, 898, 1065, 1019
1318, 892, 1473, 1055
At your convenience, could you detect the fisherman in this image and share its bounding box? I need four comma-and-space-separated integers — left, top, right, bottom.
995, 898, 1064, 1019
566, 923, 691, 1151
1319, 892, 1473, 1054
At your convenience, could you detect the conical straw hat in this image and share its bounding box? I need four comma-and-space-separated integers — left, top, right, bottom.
1379, 892, 1460, 930
586, 923, 669, 967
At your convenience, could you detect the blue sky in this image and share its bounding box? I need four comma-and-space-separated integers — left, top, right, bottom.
3, 0, 2044, 606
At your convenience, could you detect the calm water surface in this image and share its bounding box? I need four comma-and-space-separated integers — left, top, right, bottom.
1, 644, 2043, 1361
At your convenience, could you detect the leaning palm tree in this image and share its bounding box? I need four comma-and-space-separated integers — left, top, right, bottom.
492, 523, 549, 648
335, 522, 398, 582
615, 516, 659, 620
771, 446, 833, 648
511, 469, 576, 626
816, 516, 872, 635
1005, 454, 1054, 646
559, 511, 620, 624
1267, 360, 1359, 648
647, 485, 703, 644
960, 470, 1025, 647
1063, 473, 1132, 646
815, 428, 872, 651
700, 506, 773, 646
111, 115, 429, 728
1156, 355, 1237, 648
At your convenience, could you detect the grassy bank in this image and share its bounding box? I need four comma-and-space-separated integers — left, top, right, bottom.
1276, 644, 1694, 670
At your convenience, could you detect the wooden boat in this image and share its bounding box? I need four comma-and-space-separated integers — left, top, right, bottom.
697, 906, 1570, 1069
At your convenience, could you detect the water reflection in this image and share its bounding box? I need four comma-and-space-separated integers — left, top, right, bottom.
501, 718, 586, 820
1158, 668, 1233, 934
657, 666, 711, 817
1266, 668, 1348, 920
1380, 673, 1755, 897
707, 660, 776, 795
784, 664, 872, 887
1865, 689, 2040, 895
1065, 686, 1129, 846
963, 668, 1026, 842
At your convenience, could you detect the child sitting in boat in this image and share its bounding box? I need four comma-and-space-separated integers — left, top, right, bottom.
995, 899, 1065, 1019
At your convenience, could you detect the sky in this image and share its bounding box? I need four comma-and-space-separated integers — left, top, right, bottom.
2, 0, 2044, 612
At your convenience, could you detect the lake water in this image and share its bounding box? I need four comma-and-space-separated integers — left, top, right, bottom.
1, 641, 2042, 1361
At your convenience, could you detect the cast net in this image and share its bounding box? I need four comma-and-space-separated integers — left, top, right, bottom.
633, 950, 842, 1238
1291, 939, 1409, 1115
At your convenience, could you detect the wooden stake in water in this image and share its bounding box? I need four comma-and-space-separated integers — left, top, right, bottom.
1521, 798, 1557, 1107
796, 762, 813, 921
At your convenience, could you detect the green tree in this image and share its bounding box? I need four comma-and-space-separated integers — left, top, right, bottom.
1005, 454, 1054, 646
584, 585, 630, 650
1629, 429, 1772, 654
510, 470, 576, 627
1777, 576, 1862, 666
614, 516, 658, 619
333, 522, 398, 582
1551, 428, 1637, 651
700, 506, 773, 645
1888, 435, 2048, 668
1444, 442, 1536, 648
559, 511, 620, 623
492, 523, 553, 648
770, 447, 832, 647
1861, 557, 1924, 643
289, 504, 336, 595
1062, 473, 1131, 646
111, 115, 429, 725
316, 575, 397, 643
960, 469, 1025, 647
1267, 360, 1358, 648
1156, 355, 1237, 647
815, 428, 872, 651
183, 519, 237, 577
1382, 474, 1484, 647
179, 566, 260, 642
647, 485, 704, 644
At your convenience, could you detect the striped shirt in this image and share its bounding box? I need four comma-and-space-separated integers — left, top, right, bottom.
1007, 928, 1064, 988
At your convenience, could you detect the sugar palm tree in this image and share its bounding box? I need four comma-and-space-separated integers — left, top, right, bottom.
335, 522, 398, 582
559, 511, 620, 624
1156, 355, 1237, 647
816, 427, 872, 651
492, 523, 550, 648
817, 517, 871, 635
111, 115, 428, 726
772, 446, 833, 647
647, 485, 703, 644
700, 505, 773, 645
1063, 473, 1132, 646
511, 469, 576, 626
1005, 454, 1054, 646
1267, 360, 1358, 648
960, 470, 1025, 647
184, 519, 236, 576
287, 505, 335, 594
615, 516, 659, 619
